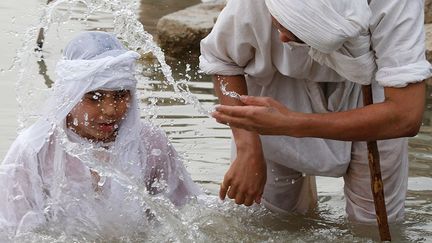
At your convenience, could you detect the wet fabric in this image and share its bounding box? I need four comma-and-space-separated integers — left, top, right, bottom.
0, 31, 201, 237
200, 0, 432, 222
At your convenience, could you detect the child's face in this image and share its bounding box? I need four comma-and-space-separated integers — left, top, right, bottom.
66, 89, 131, 142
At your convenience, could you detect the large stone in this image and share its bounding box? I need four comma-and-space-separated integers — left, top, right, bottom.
426, 0, 432, 24
156, 1, 225, 58
139, 0, 201, 35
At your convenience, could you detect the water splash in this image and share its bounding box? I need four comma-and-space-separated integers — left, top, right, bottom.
15, 0, 213, 132
220, 80, 241, 100
10, 0, 216, 240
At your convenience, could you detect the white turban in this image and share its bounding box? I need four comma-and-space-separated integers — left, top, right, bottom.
265, 0, 376, 85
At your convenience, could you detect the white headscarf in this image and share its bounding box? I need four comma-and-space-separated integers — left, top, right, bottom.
265, 0, 376, 84
21, 32, 141, 155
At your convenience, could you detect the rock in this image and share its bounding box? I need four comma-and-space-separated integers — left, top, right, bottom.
426, 0, 432, 24
156, 1, 225, 58
139, 0, 201, 35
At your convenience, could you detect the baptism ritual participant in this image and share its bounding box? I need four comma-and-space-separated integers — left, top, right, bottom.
0, 31, 200, 237
200, 0, 432, 223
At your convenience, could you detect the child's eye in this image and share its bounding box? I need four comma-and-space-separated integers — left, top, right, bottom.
114, 90, 130, 99
85, 92, 102, 102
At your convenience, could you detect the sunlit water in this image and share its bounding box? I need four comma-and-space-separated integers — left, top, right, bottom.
0, 0, 431, 242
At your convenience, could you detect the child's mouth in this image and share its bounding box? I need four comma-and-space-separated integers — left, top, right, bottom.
98, 123, 116, 132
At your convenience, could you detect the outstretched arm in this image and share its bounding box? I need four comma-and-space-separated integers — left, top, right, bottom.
213, 75, 266, 206
212, 81, 425, 141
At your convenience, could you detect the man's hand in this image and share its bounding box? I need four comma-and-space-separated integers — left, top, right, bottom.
220, 146, 267, 206
212, 96, 298, 136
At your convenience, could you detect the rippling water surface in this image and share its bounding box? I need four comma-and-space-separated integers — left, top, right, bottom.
0, 0, 431, 242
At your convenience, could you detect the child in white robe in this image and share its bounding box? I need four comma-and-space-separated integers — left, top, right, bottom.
0, 31, 201, 237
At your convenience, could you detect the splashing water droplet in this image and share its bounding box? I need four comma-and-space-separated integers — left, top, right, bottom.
98, 176, 106, 187
220, 81, 241, 100
84, 113, 89, 126
151, 148, 161, 156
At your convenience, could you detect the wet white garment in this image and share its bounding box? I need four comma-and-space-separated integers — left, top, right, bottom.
0, 32, 200, 237
200, 0, 432, 222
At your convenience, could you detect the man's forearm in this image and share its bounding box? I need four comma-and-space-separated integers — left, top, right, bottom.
291, 82, 425, 141
213, 75, 262, 148
213, 75, 247, 106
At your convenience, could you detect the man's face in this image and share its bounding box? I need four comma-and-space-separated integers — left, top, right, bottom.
66, 89, 131, 142
271, 16, 305, 44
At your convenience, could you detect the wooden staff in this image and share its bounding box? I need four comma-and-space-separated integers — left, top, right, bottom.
362, 85, 391, 241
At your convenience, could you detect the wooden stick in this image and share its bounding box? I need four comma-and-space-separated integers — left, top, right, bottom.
362, 85, 391, 241
36, 0, 54, 50
36, 28, 45, 50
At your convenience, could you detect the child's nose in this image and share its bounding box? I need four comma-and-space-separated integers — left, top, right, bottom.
101, 100, 116, 116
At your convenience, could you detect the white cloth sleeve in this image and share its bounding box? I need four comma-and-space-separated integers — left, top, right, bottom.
370, 0, 432, 87
199, 0, 274, 78
141, 125, 201, 206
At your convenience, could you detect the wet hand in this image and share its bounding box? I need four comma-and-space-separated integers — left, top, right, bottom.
219, 149, 267, 206
212, 96, 294, 135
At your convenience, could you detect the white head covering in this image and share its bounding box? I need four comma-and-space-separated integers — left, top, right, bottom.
22, 32, 141, 154
265, 0, 376, 84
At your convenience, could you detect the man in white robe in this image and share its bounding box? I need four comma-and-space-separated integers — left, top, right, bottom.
200, 0, 432, 223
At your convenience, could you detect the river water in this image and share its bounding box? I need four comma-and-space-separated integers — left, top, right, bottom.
0, 0, 431, 242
